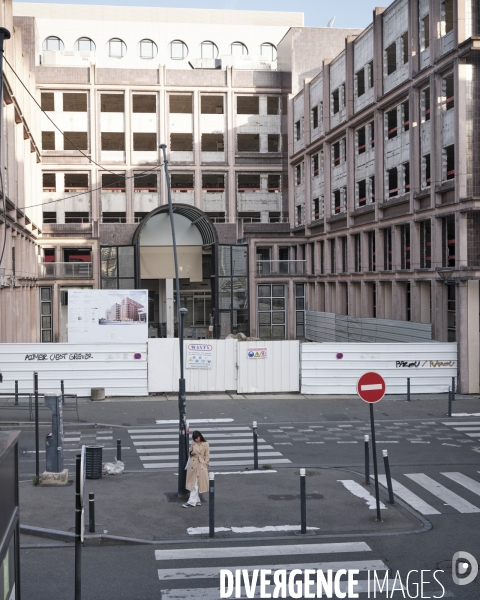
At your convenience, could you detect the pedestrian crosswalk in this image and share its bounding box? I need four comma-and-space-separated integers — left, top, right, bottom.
442, 421, 480, 437
155, 542, 391, 599
128, 425, 291, 470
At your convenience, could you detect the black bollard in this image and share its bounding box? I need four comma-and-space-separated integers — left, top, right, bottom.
300, 468, 307, 534
253, 421, 258, 470
116, 439, 122, 462
14, 380, 18, 406
407, 377, 410, 402
209, 473, 215, 538
75, 455, 82, 600
88, 492, 95, 533
382, 450, 395, 504
61, 379, 65, 405
364, 435, 370, 484
448, 387, 452, 417
452, 377, 455, 403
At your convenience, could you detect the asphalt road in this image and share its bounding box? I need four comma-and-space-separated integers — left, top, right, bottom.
12, 395, 480, 599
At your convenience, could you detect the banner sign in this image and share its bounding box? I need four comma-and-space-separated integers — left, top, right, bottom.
186, 343, 213, 369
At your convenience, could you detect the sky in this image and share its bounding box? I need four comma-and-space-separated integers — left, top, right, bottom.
13, 0, 385, 29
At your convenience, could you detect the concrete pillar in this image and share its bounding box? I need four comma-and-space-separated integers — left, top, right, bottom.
384, 282, 393, 319
419, 281, 431, 323
165, 278, 174, 338
458, 280, 479, 394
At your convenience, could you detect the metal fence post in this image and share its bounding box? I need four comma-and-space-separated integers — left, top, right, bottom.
61, 379, 65, 405
382, 450, 395, 504
116, 439, 122, 461
300, 468, 306, 534
452, 377, 456, 403
14, 380, 18, 406
448, 387, 452, 417
253, 421, 258, 470
364, 435, 370, 484
88, 492, 95, 533
34, 372, 39, 484
407, 377, 410, 402
209, 473, 215, 539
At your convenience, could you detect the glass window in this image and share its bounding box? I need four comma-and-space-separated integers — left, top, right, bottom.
231, 42, 248, 55
170, 40, 188, 60
40, 287, 53, 342
201, 41, 218, 59
43, 36, 64, 51
74, 37, 95, 52
260, 43, 277, 61
139, 39, 157, 59
107, 38, 126, 58
258, 284, 286, 340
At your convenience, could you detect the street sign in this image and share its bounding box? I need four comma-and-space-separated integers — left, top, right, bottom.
357, 372, 386, 403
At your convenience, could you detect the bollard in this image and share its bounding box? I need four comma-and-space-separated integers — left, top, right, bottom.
364, 435, 370, 485
209, 473, 215, 539
448, 387, 452, 417
61, 379, 65, 405
253, 421, 258, 470
34, 372, 39, 484
452, 377, 456, 403
89, 492, 95, 533
407, 378, 411, 402
300, 468, 307, 534
75, 455, 82, 600
116, 439, 122, 462
382, 450, 395, 504
14, 380, 18, 406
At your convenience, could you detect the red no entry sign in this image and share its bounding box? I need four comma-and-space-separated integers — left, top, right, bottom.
357, 372, 386, 403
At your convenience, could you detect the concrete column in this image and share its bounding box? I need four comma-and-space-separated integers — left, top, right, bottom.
419, 280, 431, 323
194, 89, 202, 210
56, 173, 66, 224
458, 280, 479, 394
165, 278, 174, 338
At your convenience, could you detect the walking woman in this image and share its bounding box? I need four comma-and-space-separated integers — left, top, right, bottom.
183, 430, 210, 507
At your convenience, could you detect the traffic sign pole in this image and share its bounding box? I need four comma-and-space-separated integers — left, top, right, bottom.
369, 403, 382, 521
75, 454, 82, 600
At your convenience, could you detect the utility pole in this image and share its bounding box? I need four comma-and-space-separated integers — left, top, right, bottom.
159, 144, 188, 496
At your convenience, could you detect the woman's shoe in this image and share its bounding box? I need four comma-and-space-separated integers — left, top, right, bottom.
196, 502, 202, 506
182, 503, 195, 508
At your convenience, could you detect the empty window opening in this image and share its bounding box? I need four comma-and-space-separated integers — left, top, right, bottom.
170, 40, 188, 60
332, 88, 340, 114
313, 197, 320, 220
402, 32, 409, 64
65, 173, 88, 191
333, 141, 341, 165
333, 189, 342, 214
386, 43, 397, 75
423, 154, 431, 188
387, 108, 398, 139
134, 172, 157, 192
237, 134, 258, 152
401, 224, 411, 270
420, 220, 432, 269
65, 212, 89, 224
101, 132, 125, 151
138, 39, 157, 59
406, 282, 411, 321
312, 105, 319, 129
384, 227, 393, 270
63, 93, 87, 112
368, 231, 376, 271
101, 94, 124, 112
201, 41, 218, 59
42, 132, 55, 150
102, 174, 126, 191
133, 95, 156, 113
297, 205, 302, 225
201, 96, 224, 114
170, 133, 193, 151
402, 101, 409, 132
370, 121, 375, 148
202, 133, 224, 152
341, 237, 347, 273
444, 74, 454, 110
41, 92, 54, 111
295, 120, 301, 141
64, 132, 88, 151
267, 97, 280, 115
444, 145, 455, 180
43, 36, 64, 51
107, 38, 126, 58
202, 174, 224, 191
358, 179, 367, 206
357, 68, 365, 97
388, 167, 398, 198
354, 234, 362, 272
42, 173, 56, 191
231, 41, 248, 55
268, 135, 280, 152
330, 239, 336, 273
312, 154, 319, 175
260, 43, 277, 62
43, 214, 56, 224
295, 164, 302, 185
134, 213, 149, 223
368, 61, 374, 88
447, 284, 456, 341
357, 126, 366, 154
370, 176, 375, 203
442, 215, 455, 267
238, 174, 260, 191
442, 0, 454, 34
421, 15, 430, 50
268, 174, 280, 192
171, 173, 194, 191
133, 133, 157, 151
102, 212, 126, 223
404, 162, 410, 192
237, 96, 259, 115
422, 87, 430, 122
169, 95, 193, 114
64, 248, 91, 262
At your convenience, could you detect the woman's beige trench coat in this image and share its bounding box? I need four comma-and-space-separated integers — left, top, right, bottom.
185, 441, 210, 493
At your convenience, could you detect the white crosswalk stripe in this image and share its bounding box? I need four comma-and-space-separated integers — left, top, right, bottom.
441, 421, 480, 438
404, 473, 480, 513
128, 425, 291, 470
376, 475, 440, 515
155, 542, 390, 598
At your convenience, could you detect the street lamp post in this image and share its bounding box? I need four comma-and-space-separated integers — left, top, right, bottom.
160, 144, 188, 497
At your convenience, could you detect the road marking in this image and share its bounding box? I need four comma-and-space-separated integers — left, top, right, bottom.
140, 452, 283, 460
158, 559, 386, 580
133, 438, 267, 446
405, 474, 480, 513
144, 458, 291, 469
337, 441, 358, 444
442, 443, 461, 447
187, 525, 320, 535
155, 542, 371, 561
156, 418, 234, 424
129, 427, 250, 434
452, 427, 480, 431
451, 413, 480, 417
377, 475, 440, 515
133, 432, 254, 440
337, 480, 387, 510
466, 433, 480, 438
442, 472, 480, 497
209, 470, 278, 475
361, 384, 383, 391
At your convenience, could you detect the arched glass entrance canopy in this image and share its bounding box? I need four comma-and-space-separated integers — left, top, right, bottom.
100, 204, 249, 339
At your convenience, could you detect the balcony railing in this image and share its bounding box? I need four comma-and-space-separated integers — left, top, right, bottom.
39, 262, 93, 279
256, 260, 306, 276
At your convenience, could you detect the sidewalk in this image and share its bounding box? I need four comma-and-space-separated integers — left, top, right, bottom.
19, 466, 425, 545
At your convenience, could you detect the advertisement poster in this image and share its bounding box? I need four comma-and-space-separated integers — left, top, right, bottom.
185, 343, 213, 369
68, 290, 148, 343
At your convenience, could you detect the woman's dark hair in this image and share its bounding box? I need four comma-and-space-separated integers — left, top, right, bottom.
192, 430, 207, 443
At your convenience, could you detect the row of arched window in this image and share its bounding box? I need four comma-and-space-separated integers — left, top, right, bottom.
42, 36, 277, 61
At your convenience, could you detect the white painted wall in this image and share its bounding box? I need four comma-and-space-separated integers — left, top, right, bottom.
301, 343, 458, 395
